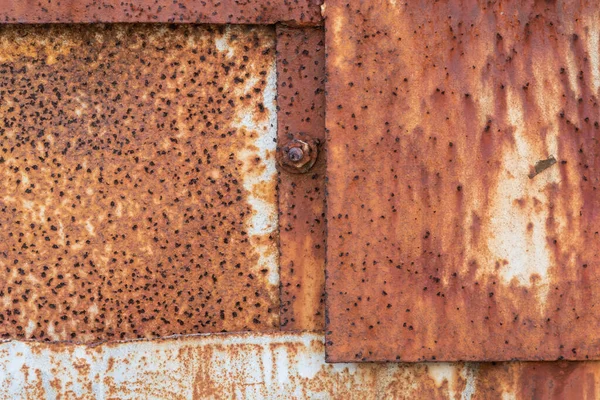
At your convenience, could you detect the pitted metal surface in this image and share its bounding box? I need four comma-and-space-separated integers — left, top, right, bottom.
0, 0, 323, 26
0, 24, 279, 342
325, 0, 600, 362
276, 26, 326, 331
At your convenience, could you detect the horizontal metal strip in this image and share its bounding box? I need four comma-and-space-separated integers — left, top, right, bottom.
1, 331, 598, 399
0, 0, 323, 26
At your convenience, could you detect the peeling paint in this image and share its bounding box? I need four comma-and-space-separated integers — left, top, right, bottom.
2, 332, 599, 399
0, 332, 472, 399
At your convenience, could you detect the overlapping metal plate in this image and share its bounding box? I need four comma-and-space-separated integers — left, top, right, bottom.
325, 0, 600, 361
276, 26, 326, 331
0, 0, 323, 26
0, 24, 280, 342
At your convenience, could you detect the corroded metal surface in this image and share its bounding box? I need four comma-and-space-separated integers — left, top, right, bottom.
276, 27, 326, 330
325, 0, 600, 361
0, 332, 478, 399
0, 24, 279, 342
0, 0, 323, 26
3, 331, 600, 399
475, 361, 600, 399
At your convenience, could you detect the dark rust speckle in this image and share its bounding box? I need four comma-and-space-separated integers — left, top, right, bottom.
0, 24, 279, 342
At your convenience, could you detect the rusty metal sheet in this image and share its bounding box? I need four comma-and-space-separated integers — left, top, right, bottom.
474, 361, 600, 399
0, 332, 480, 399
0, 0, 323, 26
0, 24, 280, 342
3, 331, 600, 399
276, 26, 326, 331
325, 0, 600, 361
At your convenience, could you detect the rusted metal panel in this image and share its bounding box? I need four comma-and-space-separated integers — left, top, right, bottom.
0, 332, 480, 399
0, 0, 323, 26
0, 24, 280, 342
276, 26, 326, 331
4, 330, 600, 399
325, 0, 600, 361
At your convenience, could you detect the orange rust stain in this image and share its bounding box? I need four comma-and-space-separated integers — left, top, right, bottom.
325, 0, 600, 362
276, 26, 327, 331
473, 361, 600, 399
0, 24, 279, 342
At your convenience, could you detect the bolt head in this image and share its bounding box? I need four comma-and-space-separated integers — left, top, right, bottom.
288, 147, 304, 162
276, 135, 319, 174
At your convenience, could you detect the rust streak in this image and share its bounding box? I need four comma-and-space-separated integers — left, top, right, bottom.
325, 0, 600, 362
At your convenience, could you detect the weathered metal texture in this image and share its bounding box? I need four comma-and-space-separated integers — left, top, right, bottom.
0, 0, 323, 26
5, 331, 600, 399
325, 0, 600, 361
0, 332, 480, 399
475, 361, 600, 399
276, 26, 326, 330
0, 24, 280, 342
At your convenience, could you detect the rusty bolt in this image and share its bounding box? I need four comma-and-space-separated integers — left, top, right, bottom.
288, 147, 304, 162
277, 134, 319, 174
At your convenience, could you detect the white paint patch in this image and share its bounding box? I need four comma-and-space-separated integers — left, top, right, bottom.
480, 88, 559, 302
85, 219, 95, 236
233, 54, 279, 287
587, 16, 600, 94
57, 221, 65, 245
428, 363, 458, 399
565, 45, 581, 98
24, 321, 36, 338
22, 200, 34, 210
0, 332, 477, 400
502, 392, 517, 400
461, 364, 478, 400
215, 27, 236, 59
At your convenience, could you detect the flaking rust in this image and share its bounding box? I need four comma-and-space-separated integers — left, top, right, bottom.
0, 24, 280, 342
528, 155, 557, 179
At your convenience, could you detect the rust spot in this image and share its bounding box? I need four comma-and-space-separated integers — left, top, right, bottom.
0, 24, 279, 342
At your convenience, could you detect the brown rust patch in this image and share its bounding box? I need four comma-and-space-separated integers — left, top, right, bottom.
474, 361, 600, 399
0, 24, 279, 342
325, 0, 600, 361
276, 26, 326, 330
0, 0, 323, 26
